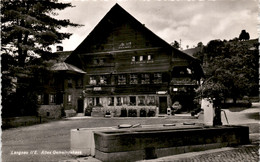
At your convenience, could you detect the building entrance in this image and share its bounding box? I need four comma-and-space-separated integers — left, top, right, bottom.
159, 97, 167, 114
77, 99, 84, 113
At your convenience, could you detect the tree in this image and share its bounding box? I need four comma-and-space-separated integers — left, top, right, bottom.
239, 30, 250, 41
195, 39, 258, 104
1, 0, 81, 66
1, 0, 82, 117
197, 42, 203, 48
171, 40, 180, 49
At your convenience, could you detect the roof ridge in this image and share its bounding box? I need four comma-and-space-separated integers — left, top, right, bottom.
65, 4, 198, 65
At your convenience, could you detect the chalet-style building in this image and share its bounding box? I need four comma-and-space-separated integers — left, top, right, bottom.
36, 50, 86, 118
39, 4, 204, 118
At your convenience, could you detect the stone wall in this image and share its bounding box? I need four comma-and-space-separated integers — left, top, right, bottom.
38, 105, 62, 119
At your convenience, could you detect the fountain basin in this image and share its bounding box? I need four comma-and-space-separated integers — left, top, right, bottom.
94, 125, 249, 162
70, 127, 116, 156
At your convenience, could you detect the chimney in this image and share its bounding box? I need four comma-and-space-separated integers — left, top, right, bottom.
56, 46, 63, 52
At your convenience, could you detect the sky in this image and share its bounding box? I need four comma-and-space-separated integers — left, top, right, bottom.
53, 0, 259, 51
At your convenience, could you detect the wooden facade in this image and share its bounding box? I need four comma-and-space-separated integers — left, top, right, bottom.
44, 4, 204, 117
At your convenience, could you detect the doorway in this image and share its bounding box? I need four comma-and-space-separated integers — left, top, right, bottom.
77, 99, 84, 113
159, 97, 167, 114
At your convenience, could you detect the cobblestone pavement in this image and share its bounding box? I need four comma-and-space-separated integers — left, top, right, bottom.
168, 145, 259, 162
138, 142, 259, 162
67, 144, 260, 162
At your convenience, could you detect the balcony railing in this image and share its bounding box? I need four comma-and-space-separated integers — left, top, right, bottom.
170, 78, 197, 85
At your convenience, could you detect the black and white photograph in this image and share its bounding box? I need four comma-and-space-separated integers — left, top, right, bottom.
1, 0, 259, 161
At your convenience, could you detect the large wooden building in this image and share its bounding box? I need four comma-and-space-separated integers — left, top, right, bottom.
65, 4, 203, 116
40, 4, 204, 117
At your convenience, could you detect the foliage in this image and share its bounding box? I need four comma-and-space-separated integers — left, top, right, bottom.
171, 40, 180, 49
1, 0, 81, 66
194, 38, 258, 103
2, 67, 40, 117
1, 0, 81, 117
239, 30, 250, 41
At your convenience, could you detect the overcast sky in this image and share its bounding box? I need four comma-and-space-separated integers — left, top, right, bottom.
54, 0, 258, 51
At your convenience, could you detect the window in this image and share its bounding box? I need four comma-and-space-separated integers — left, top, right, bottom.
172, 67, 191, 77
118, 75, 126, 85
147, 96, 155, 105
147, 55, 152, 61
88, 98, 94, 106
108, 97, 114, 106
94, 58, 104, 65
76, 78, 83, 88
141, 74, 150, 84
100, 76, 107, 85
99, 59, 104, 65
37, 94, 43, 104
138, 96, 145, 106
93, 59, 98, 64
50, 94, 56, 104
187, 68, 192, 74
67, 94, 72, 103
132, 56, 136, 62
139, 56, 143, 61
90, 76, 97, 85
130, 96, 136, 106
130, 74, 138, 84
153, 73, 162, 84
123, 97, 127, 105
180, 71, 185, 75
117, 97, 122, 106
39, 77, 44, 85
50, 77, 56, 86
96, 97, 101, 106
68, 79, 73, 88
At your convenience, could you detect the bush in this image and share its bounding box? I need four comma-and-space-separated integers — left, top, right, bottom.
120, 108, 127, 117
128, 109, 137, 117
140, 109, 147, 117
191, 108, 202, 116
221, 102, 252, 108
85, 105, 93, 116
147, 109, 155, 117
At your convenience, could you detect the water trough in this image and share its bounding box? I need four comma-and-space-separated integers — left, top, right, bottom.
93, 125, 249, 162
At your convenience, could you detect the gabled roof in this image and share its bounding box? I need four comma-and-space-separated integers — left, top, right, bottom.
65, 3, 198, 66
51, 62, 86, 74
54, 51, 72, 62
